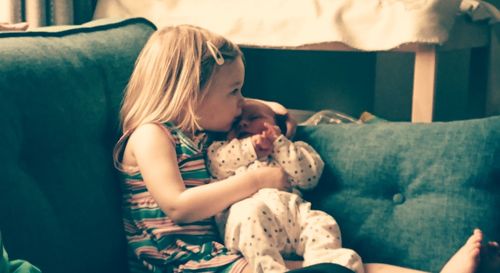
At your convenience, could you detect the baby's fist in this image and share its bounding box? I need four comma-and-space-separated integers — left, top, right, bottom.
251, 134, 273, 158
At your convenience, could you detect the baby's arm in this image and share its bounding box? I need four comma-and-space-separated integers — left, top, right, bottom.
207, 138, 257, 179
271, 135, 324, 190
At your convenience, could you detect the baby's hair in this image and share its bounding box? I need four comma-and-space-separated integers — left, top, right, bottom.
114, 25, 242, 171
275, 113, 288, 137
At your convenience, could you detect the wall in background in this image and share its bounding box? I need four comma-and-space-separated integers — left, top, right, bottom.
373, 49, 482, 121
242, 48, 376, 119
374, 0, 499, 121
488, 25, 500, 116
245, 0, 499, 122
2, 0, 497, 122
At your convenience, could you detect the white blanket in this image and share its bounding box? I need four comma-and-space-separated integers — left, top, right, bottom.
93, 0, 499, 51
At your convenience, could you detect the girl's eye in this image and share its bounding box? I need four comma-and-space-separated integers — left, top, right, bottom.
231, 89, 240, 95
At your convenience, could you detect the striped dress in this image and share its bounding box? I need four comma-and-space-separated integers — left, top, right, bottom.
121, 123, 247, 273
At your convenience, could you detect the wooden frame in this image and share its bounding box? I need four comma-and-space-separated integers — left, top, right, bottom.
241, 16, 491, 123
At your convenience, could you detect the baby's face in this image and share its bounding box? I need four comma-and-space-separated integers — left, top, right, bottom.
229, 100, 276, 139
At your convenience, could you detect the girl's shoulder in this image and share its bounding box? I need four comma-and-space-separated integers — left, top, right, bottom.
129, 123, 175, 146
117, 123, 175, 176
120, 122, 178, 173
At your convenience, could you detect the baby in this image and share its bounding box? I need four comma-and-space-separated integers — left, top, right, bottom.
207, 100, 364, 273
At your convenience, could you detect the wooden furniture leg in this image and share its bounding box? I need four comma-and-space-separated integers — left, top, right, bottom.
412, 47, 437, 123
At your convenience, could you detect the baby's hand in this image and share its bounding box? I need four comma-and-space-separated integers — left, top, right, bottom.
262, 122, 281, 142
251, 123, 282, 158
251, 134, 273, 158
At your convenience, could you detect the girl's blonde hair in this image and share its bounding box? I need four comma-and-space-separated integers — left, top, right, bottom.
113, 25, 242, 170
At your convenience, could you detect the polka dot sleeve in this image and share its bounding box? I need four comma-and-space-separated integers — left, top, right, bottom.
207, 138, 258, 180
271, 135, 324, 190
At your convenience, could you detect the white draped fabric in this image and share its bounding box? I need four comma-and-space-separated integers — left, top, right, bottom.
93, 0, 499, 51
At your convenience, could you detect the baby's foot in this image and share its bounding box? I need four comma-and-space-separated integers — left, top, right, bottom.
478, 241, 500, 273
440, 229, 482, 273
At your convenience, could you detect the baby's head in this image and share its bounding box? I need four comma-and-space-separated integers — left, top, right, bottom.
229, 100, 287, 139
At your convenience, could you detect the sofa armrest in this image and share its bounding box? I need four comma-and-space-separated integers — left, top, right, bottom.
0, 17, 156, 273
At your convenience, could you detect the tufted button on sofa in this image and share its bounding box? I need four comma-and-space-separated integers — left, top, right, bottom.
392, 193, 405, 205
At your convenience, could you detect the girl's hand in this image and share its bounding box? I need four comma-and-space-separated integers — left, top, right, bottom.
250, 166, 290, 192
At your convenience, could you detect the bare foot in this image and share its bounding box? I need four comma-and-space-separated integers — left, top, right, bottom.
440, 229, 483, 273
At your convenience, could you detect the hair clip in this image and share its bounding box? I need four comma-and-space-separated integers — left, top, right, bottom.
206, 41, 225, 65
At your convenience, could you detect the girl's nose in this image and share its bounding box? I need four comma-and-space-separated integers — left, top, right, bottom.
236, 99, 244, 116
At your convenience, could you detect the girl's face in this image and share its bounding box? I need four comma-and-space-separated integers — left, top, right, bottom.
197, 56, 245, 132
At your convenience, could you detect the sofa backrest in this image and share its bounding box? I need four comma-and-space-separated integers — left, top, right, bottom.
297, 117, 500, 272
0, 18, 156, 273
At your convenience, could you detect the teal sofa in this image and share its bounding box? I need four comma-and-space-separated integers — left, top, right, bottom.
0, 18, 498, 273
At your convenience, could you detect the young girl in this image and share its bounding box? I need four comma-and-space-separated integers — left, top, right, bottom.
114, 24, 495, 273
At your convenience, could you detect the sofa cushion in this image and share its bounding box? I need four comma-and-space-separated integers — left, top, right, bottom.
296, 116, 500, 272
0, 18, 156, 273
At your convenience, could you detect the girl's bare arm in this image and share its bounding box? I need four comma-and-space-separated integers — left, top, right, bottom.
127, 123, 289, 224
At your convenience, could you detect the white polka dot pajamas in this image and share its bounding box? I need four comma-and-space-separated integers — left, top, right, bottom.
208, 135, 365, 273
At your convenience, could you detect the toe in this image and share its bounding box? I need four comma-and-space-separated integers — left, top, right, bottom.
468, 242, 481, 253
471, 229, 483, 243
473, 228, 483, 237
488, 241, 499, 248
472, 247, 480, 256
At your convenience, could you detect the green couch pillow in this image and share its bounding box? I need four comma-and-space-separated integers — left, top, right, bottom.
0, 18, 156, 273
296, 116, 500, 272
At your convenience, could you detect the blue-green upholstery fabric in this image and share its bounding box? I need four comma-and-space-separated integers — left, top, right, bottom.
2, 229, 41, 273
296, 117, 500, 272
1, 237, 41, 273
0, 18, 156, 273
1, 234, 8, 273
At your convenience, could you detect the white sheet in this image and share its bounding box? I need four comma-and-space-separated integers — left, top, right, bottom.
94, 0, 499, 51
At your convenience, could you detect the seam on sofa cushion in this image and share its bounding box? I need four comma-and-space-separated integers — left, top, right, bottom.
0, 17, 156, 38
